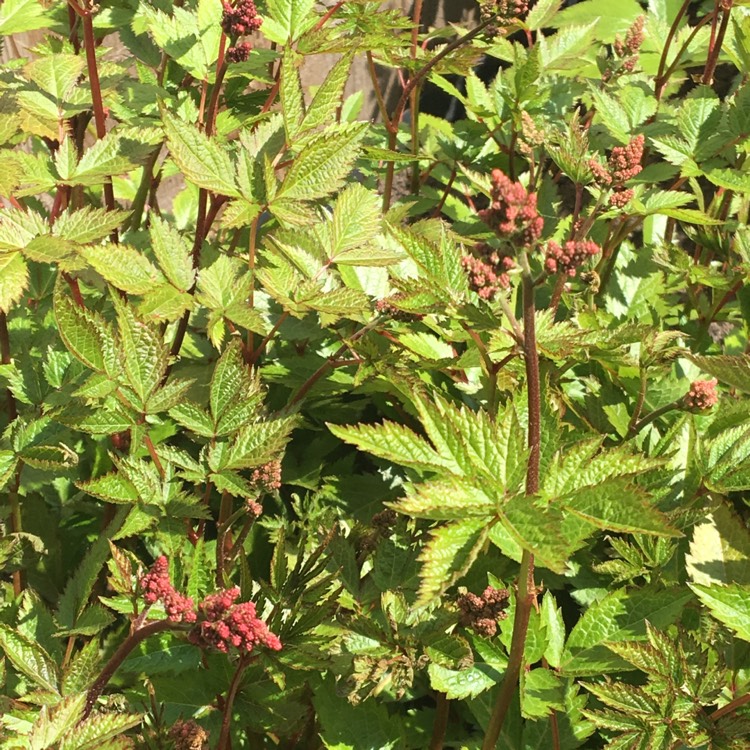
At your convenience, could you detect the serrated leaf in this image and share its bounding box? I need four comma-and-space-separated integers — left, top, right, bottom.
77, 472, 140, 504
559, 479, 678, 536
80, 244, 164, 295
163, 115, 240, 197
73, 130, 156, 185
138, 284, 193, 322
328, 420, 455, 473
210, 338, 258, 422
394, 478, 496, 520
57, 509, 126, 631
686, 502, 750, 586
690, 582, 750, 642
302, 54, 352, 132
326, 183, 382, 262
29, 693, 86, 750
148, 215, 195, 291
280, 48, 304, 141
59, 711, 142, 750
0, 0, 49, 35
114, 297, 168, 404
0, 252, 28, 312
25, 54, 85, 103
416, 518, 490, 606
169, 400, 215, 437
53, 284, 112, 373
62, 639, 101, 695
53, 208, 130, 244
262, 0, 316, 44
221, 415, 296, 470
0, 623, 58, 694
560, 588, 693, 676
276, 123, 367, 203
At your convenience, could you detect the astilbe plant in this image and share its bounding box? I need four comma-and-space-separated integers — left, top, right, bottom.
0, 0, 749, 748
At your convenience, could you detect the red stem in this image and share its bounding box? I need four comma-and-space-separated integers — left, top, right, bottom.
80, 2, 118, 238
84, 620, 178, 719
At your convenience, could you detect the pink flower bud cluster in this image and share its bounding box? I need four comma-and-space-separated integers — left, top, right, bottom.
169, 719, 209, 750
190, 587, 282, 654
139, 556, 197, 623
251, 459, 282, 493
495, 0, 529, 23
457, 586, 510, 637
245, 498, 263, 517
221, 0, 262, 36
544, 240, 601, 277
479, 169, 543, 246
589, 135, 644, 209
226, 41, 252, 64
462, 246, 515, 300
613, 15, 645, 72
684, 378, 719, 411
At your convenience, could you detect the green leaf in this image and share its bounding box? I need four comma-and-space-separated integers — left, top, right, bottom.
276, 123, 367, 203
0, 623, 58, 693
73, 129, 158, 185
416, 518, 490, 606
690, 582, 750, 642
0, 252, 28, 312
76, 472, 140, 504
280, 48, 305, 141
53, 283, 113, 374
521, 669, 564, 719
262, 0, 317, 44
326, 183, 383, 263
560, 588, 693, 676
53, 207, 130, 244
559, 480, 678, 536
328, 420, 455, 473
25, 54, 85, 103
29, 694, 86, 749
686, 502, 750, 586
302, 54, 353, 132
114, 296, 169, 404
499, 497, 584, 574
57, 517, 123, 631
59, 712, 142, 750
148, 216, 195, 291
138, 284, 193, 322
393, 478, 497, 520
0, 0, 49, 35
210, 339, 259, 423
221, 415, 296, 470
61, 638, 101, 695
169, 400, 215, 437
163, 115, 240, 197
138, 0, 221, 81
80, 244, 164, 295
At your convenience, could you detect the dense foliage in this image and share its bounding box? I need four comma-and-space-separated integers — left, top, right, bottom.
1, 0, 750, 747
